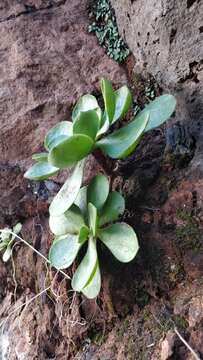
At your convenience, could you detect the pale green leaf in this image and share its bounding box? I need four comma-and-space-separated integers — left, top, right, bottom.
49, 205, 85, 236
72, 94, 101, 122
96, 111, 149, 159
88, 203, 98, 237
82, 263, 101, 299
100, 78, 115, 123
96, 112, 110, 138
98, 223, 139, 263
112, 85, 132, 123
74, 186, 87, 216
71, 237, 98, 291
32, 152, 48, 162
73, 110, 100, 140
78, 225, 89, 244
141, 94, 176, 132
24, 161, 59, 180
99, 192, 125, 226
49, 160, 85, 216
49, 234, 81, 269
48, 134, 93, 168
87, 175, 109, 210
44, 121, 73, 151
3, 246, 12, 262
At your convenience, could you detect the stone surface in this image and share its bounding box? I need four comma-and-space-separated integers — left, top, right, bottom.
160, 331, 176, 360
111, 0, 203, 173
0, 0, 126, 225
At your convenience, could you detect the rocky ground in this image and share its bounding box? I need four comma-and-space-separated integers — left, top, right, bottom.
0, 0, 202, 359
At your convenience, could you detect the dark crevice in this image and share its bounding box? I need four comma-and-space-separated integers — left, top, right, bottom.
170, 28, 177, 44
0, 0, 67, 23
178, 61, 201, 84
187, 0, 197, 8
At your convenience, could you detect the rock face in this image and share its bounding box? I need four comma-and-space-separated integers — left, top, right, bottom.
0, 0, 126, 224
111, 0, 203, 137
0, 0, 126, 163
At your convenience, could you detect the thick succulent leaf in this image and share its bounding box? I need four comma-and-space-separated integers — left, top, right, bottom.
24, 161, 59, 180
49, 160, 85, 216
72, 94, 101, 122
74, 186, 87, 216
49, 234, 81, 269
78, 225, 89, 244
71, 237, 98, 291
3, 246, 12, 262
48, 134, 93, 168
73, 110, 100, 140
112, 86, 132, 123
49, 205, 85, 236
82, 263, 101, 299
96, 111, 149, 159
44, 121, 73, 151
98, 223, 139, 263
87, 175, 109, 210
141, 94, 176, 132
99, 192, 125, 226
96, 112, 110, 138
88, 203, 98, 237
12, 223, 22, 235
100, 78, 115, 123
32, 152, 48, 162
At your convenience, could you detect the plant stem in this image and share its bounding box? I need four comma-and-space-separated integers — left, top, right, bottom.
0, 229, 71, 280
174, 327, 201, 360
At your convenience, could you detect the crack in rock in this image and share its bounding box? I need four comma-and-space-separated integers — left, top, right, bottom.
0, 0, 67, 23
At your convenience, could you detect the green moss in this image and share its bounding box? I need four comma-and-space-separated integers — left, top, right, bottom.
176, 209, 202, 252
116, 318, 129, 339
173, 315, 188, 330
88, 0, 130, 62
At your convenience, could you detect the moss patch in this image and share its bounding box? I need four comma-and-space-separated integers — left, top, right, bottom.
88, 0, 130, 62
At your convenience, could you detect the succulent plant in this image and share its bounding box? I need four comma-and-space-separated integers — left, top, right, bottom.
49, 174, 138, 298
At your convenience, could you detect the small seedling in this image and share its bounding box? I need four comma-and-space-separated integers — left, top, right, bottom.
48, 174, 138, 298
0, 223, 22, 262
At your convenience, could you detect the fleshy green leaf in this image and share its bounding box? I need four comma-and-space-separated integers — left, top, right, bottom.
88, 203, 98, 237
141, 94, 176, 132
96, 112, 110, 138
44, 121, 73, 151
87, 175, 109, 210
49, 205, 85, 236
32, 152, 48, 162
12, 223, 22, 235
112, 85, 132, 123
73, 110, 100, 140
48, 134, 93, 169
100, 78, 115, 123
24, 161, 59, 180
82, 263, 101, 299
78, 225, 89, 244
71, 237, 98, 291
96, 111, 149, 159
49, 160, 85, 216
72, 94, 101, 123
98, 223, 139, 263
99, 192, 125, 226
74, 186, 87, 216
49, 234, 81, 269
3, 246, 12, 262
